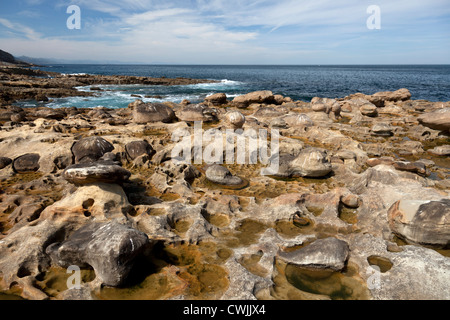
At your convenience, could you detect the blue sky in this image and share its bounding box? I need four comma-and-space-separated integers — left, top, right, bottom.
0, 0, 449, 64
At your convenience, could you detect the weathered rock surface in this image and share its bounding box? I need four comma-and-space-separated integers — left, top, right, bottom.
71, 137, 115, 163
388, 199, 450, 249
176, 104, 218, 122
205, 164, 244, 186
12, 153, 40, 173
418, 108, 450, 132
277, 238, 350, 271
289, 148, 332, 178
225, 111, 246, 129
46, 221, 150, 286
63, 161, 131, 185
125, 140, 155, 160
0, 156, 12, 169
205, 93, 228, 106
133, 103, 176, 124
232, 91, 275, 108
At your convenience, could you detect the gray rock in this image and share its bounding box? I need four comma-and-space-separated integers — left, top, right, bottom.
133, 103, 176, 124
205, 164, 243, 186
289, 148, 332, 178
125, 140, 155, 160
0, 156, 12, 169
176, 104, 218, 122
12, 153, 40, 173
225, 111, 246, 129
46, 221, 150, 287
71, 137, 115, 163
63, 161, 131, 185
278, 238, 350, 271
388, 199, 450, 249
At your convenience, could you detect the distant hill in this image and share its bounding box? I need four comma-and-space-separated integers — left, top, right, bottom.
0, 49, 17, 64
16, 55, 145, 65
0, 49, 34, 66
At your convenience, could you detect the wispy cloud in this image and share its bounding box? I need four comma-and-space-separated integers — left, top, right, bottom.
0, 17, 41, 40
0, 0, 449, 64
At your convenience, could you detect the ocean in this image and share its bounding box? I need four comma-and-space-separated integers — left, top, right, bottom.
25, 64, 450, 109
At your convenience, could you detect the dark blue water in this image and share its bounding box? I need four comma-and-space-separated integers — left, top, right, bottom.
30, 64, 450, 109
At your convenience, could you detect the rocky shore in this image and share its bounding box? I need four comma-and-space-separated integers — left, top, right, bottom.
0, 64, 216, 106
0, 66, 449, 300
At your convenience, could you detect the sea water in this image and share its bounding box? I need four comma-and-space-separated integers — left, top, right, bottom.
21, 64, 450, 109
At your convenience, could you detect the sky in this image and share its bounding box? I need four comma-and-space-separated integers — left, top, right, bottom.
0, 0, 449, 64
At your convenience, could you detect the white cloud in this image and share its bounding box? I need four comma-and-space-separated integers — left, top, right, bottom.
1, 0, 449, 63
0, 17, 42, 40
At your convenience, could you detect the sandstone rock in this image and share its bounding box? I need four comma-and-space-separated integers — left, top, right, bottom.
205, 93, 227, 106
428, 145, 450, 156
369, 89, 412, 107
205, 164, 243, 186
418, 108, 450, 132
283, 114, 314, 127
176, 104, 218, 122
63, 161, 131, 185
12, 153, 40, 173
225, 111, 246, 129
133, 103, 176, 124
46, 221, 150, 287
341, 194, 360, 208
252, 107, 283, 119
360, 103, 378, 117
71, 137, 115, 163
232, 91, 275, 108
10, 112, 26, 123
371, 123, 394, 137
32, 107, 66, 120
127, 99, 144, 110
125, 140, 155, 160
393, 161, 430, 177
0, 156, 12, 169
289, 148, 332, 178
277, 238, 349, 271
388, 199, 450, 249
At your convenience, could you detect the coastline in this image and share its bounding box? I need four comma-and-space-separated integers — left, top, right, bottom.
0, 64, 449, 301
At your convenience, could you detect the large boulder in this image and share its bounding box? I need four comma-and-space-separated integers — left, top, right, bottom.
289, 148, 332, 178
46, 221, 150, 287
277, 237, 350, 271
176, 104, 218, 122
205, 164, 243, 186
0, 156, 12, 169
71, 137, 115, 163
125, 140, 155, 160
369, 89, 412, 107
205, 93, 227, 106
63, 161, 131, 185
12, 153, 40, 173
232, 91, 275, 108
388, 199, 450, 249
225, 111, 246, 130
418, 108, 450, 132
133, 102, 176, 124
